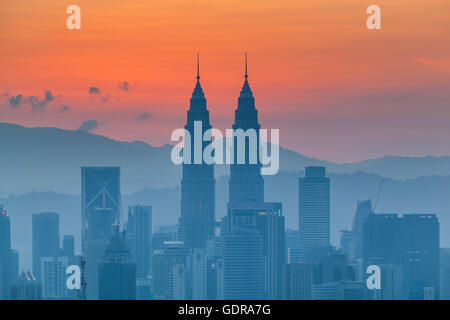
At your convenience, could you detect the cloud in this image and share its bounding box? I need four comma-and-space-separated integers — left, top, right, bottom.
100, 94, 111, 104
8, 94, 23, 108
132, 112, 151, 122
60, 105, 70, 112
89, 87, 101, 94
88, 87, 112, 104
25, 90, 55, 112
78, 120, 99, 132
2, 90, 57, 111
118, 81, 134, 92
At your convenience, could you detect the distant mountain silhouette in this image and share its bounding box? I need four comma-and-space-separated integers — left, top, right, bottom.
1, 122, 450, 196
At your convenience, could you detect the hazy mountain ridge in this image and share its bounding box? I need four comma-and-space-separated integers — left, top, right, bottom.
1, 122, 450, 197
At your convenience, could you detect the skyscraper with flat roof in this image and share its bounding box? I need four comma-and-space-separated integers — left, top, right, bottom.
178, 56, 215, 249
152, 243, 190, 300
32, 212, 60, 280
127, 205, 152, 279
363, 213, 439, 300
298, 166, 330, 263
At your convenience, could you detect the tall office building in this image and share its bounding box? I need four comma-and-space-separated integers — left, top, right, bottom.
254, 202, 285, 299
191, 248, 207, 300
11, 271, 41, 300
206, 236, 223, 300
152, 242, 190, 300
363, 213, 439, 300
228, 53, 264, 205
440, 248, 450, 300
32, 212, 60, 280
62, 235, 75, 257
0, 205, 18, 299
402, 214, 439, 299
282, 263, 315, 300
223, 202, 284, 299
363, 213, 403, 267
223, 231, 264, 299
81, 166, 121, 299
127, 205, 152, 279
99, 226, 136, 300
178, 56, 215, 249
352, 200, 373, 260
298, 166, 330, 263
41, 256, 77, 300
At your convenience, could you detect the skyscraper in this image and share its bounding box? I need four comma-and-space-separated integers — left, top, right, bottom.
152, 242, 190, 300
127, 205, 152, 279
32, 212, 60, 280
363, 213, 440, 300
282, 263, 315, 300
40, 256, 74, 300
99, 226, 136, 300
0, 205, 17, 300
223, 231, 264, 300
178, 56, 215, 249
81, 166, 121, 299
352, 200, 373, 260
62, 235, 75, 257
11, 271, 41, 300
298, 166, 330, 263
402, 214, 439, 299
229, 53, 264, 205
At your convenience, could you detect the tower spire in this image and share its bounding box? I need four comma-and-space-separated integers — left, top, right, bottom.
197, 53, 200, 80
245, 52, 248, 79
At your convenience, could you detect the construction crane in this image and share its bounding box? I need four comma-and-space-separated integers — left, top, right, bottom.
373, 177, 384, 212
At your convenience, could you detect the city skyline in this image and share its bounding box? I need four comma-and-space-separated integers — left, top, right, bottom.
0, 0, 448, 302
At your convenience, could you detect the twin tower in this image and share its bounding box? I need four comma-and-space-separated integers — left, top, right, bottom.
178, 54, 264, 248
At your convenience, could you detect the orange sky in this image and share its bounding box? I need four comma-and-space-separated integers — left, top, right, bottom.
0, 0, 449, 162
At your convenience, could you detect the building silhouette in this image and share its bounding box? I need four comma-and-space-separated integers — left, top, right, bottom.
11, 271, 41, 300
81, 166, 121, 299
152, 242, 190, 300
363, 213, 440, 299
282, 263, 315, 300
41, 256, 78, 300
0, 206, 18, 299
228, 53, 264, 205
298, 166, 330, 263
403, 214, 439, 299
99, 226, 136, 300
62, 235, 75, 257
352, 200, 373, 260
32, 212, 60, 280
178, 56, 215, 249
127, 205, 152, 279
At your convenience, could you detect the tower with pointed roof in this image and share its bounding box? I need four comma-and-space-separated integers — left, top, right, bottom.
178, 55, 216, 249
228, 53, 264, 205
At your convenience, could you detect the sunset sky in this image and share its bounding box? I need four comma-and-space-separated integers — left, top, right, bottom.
0, 0, 449, 162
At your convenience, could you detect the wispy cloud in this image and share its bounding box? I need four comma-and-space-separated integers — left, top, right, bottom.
89, 87, 101, 94
1, 90, 60, 112
132, 112, 151, 122
78, 120, 100, 132
118, 81, 135, 92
